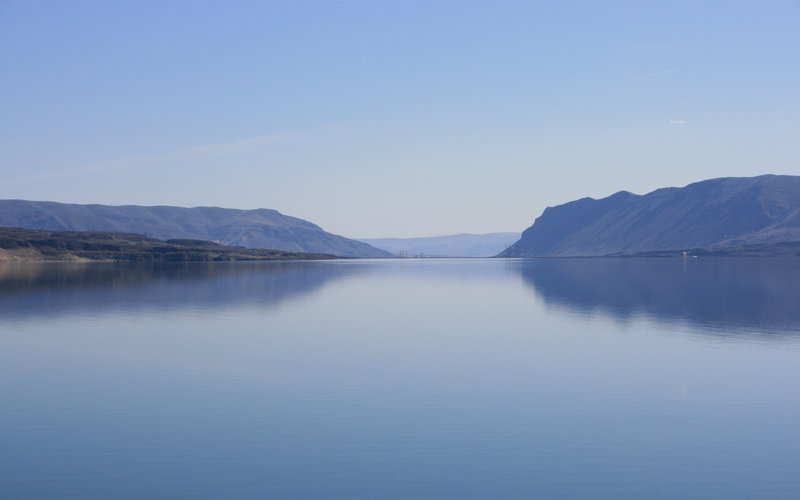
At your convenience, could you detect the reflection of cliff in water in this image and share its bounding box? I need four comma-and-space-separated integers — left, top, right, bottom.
518, 258, 800, 335
0, 261, 367, 320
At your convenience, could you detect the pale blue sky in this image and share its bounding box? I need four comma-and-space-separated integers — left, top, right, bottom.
1, 1, 797, 237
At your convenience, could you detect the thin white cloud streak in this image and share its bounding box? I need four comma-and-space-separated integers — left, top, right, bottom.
620, 68, 679, 83
2, 133, 290, 188
669, 119, 687, 125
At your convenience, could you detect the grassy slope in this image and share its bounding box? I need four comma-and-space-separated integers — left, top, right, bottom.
618, 242, 800, 257
0, 227, 335, 262
0, 200, 389, 258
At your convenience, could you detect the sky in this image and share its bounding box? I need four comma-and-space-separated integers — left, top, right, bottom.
1, 1, 798, 238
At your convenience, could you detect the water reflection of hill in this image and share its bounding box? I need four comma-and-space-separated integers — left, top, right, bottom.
518, 258, 800, 335
0, 261, 365, 320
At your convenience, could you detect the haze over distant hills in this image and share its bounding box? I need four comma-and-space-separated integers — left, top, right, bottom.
0, 200, 390, 258
361, 233, 520, 257
500, 175, 800, 257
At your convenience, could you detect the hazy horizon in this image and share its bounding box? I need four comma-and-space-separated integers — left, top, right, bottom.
2, 1, 797, 238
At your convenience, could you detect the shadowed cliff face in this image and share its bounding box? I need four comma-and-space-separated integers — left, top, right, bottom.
501, 175, 800, 257
517, 257, 800, 336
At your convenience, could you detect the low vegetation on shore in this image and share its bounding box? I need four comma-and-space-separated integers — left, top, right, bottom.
0, 227, 335, 262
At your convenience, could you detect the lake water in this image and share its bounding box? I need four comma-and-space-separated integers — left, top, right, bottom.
1, 258, 799, 499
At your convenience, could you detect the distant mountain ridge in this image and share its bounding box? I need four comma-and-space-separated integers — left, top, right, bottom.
360, 232, 520, 257
0, 200, 389, 258
500, 175, 800, 257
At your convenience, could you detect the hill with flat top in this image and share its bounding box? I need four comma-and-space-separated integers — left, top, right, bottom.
0, 200, 389, 258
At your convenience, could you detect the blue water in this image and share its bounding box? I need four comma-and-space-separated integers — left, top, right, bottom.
1, 258, 799, 499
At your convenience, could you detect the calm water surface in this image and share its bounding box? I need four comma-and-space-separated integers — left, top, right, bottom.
1, 258, 799, 499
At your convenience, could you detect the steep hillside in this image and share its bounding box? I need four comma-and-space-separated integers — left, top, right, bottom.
0, 201, 389, 258
500, 175, 800, 257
